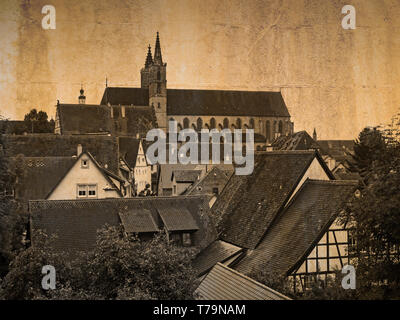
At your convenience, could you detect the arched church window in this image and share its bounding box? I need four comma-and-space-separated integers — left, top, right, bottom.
266, 120, 271, 142
197, 118, 203, 131
278, 121, 283, 135
273, 121, 277, 139
183, 118, 190, 129
157, 70, 161, 81
210, 118, 216, 129
223, 118, 229, 129
259, 120, 264, 134
191, 123, 197, 130
249, 118, 255, 129
236, 118, 242, 129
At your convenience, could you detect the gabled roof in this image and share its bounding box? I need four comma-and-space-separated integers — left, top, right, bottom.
2, 134, 119, 173
56, 104, 156, 136
119, 209, 159, 233
272, 131, 319, 151
13, 156, 76, 201
234, 179, 358, 276
45, 151, 123, 199
29, 196, 217, 253
100, 87, 291, 117
186, 166, 234, 195
195, 263, 291, 300
157, 206, 199, 231
193, 240, 244, 276
172, 169, 202, 183
213, 151, 334, 249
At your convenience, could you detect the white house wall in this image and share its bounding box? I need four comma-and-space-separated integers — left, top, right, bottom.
47, 155, 121, 200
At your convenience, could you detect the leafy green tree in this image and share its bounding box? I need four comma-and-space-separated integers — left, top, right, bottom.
23, 109, 54, 133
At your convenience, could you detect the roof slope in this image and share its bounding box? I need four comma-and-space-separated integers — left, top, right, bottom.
173, 169, 202, 183
57, 104, 156, 136
234, 179, 358, 276
273, 131, 319, 151
30, 196, 217, 253
13, 156, 76, 201
100, 87, 291, 117
317, 140, 355, 162
2, 134, 119, 173
118, 137, 140, 169
213, 151, 322, 249
119, 209, 159, 233
195, 263, 290, 300
157, 206, 199, 231
193, 240, 244, 276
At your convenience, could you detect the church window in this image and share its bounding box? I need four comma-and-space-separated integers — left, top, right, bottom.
157, 83, 161, 94
157, 102, 161, 109
236, 118, 242, 129
197, 118, 203, 130
259, 120, 264, 134
266, 121, 271, 142
278, 120, 283, 135
157, 70, 161, 81
183, 118, 190, 129
223, 118, 229, 129
210, 118, 216, 129
249, 118, 255, 129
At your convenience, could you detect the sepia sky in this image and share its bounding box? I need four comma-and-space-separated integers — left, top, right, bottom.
0, 0, 399, 139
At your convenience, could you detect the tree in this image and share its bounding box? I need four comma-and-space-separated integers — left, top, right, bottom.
0, 226, 198, 300
23, 109, 54, 134
339, 127, 400, 299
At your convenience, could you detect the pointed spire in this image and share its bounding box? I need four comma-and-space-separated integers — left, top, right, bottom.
313, 128, 317, 141
145, 44, 153, 67
153, 31, 163, 65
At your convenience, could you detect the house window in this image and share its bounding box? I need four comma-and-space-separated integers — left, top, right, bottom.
212, 187, 219, 195
81, 159, 89, 169
77, 184, 97, 198
182, 233, 192, 247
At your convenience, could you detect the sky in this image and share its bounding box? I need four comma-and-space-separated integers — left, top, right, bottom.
0, 0, 399, 139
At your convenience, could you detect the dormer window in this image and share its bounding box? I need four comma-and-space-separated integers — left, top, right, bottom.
81, 159, 89, 169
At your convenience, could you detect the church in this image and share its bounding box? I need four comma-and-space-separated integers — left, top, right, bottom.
55, 32, 294, 143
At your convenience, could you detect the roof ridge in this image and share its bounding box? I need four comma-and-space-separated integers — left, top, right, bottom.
306, 179, 359, 185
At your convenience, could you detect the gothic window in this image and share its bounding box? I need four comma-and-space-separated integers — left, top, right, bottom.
210, 118, 216, 129
273, 121, 277, 139
266, 120, 271, 142
191, 123, 197, 130
278, 120, 283, 135
236, 118, 242, 129
249, 118, 255, 129
183, 118, 190, 129
157, 70, 161, 81
157, 83, 161, 94
259, 120, 264, 134
223, 118, 229, 129
197, 118, 203, 131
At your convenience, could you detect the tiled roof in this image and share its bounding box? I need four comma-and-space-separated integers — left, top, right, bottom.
234, 179, 358, 276
29, 196, 216, 253
173, 169, 202, 183
101, 87, 149, 106
2, 134, 119, 173
272, 131, 319, 150
118, 137, 140, 169
193, 240, 244, 276
213, 151, 333, 249
119, 209, 159, 233
186, 166, 234, 196
12, 156, 76, 201
317, 140, 355, 162
100, 87, 291, 117
57, 104, 156, 136
195, 263, 290, 300
157, 206, 199, 231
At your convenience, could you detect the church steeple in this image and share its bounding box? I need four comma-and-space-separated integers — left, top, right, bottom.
145, 45, 153, 68
153, 32, 163, 65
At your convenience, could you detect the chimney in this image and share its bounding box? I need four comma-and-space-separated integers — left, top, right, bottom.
77, 144, 83, 157
121, 105, 126, 118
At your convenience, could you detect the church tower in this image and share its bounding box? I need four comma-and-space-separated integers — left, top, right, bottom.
148, 32, 167, 131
